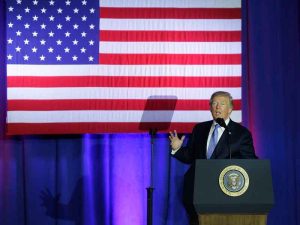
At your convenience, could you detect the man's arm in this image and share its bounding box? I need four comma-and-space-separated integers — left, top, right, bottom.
171, 126, 199, 164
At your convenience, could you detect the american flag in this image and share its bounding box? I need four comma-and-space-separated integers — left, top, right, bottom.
6, 0, 242, 135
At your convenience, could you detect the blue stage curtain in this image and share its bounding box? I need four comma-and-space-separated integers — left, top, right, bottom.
1, 1, 300, 225
244, 0, 300, 224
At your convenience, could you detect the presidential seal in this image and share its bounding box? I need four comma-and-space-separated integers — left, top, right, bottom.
219, 165, 249, 197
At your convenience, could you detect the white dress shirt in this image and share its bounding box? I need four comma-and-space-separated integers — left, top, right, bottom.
206, 118, 230, 155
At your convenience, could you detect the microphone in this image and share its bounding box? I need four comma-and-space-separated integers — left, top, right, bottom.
215, 118, 227, 129
215, 118, 232, 159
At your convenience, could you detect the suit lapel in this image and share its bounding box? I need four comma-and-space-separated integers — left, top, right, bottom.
211, 131, 228, 159
210, 120, 233, 159
197, 121, 212, 159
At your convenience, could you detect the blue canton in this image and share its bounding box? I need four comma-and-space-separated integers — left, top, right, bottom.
7, 0, 99, 64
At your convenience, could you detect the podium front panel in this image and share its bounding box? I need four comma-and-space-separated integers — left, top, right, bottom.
193, 159, 274, 213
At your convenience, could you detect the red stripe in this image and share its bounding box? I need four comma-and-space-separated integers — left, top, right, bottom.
99, 54, 241, 65
100, 30, 241, 42
100, 7, 241, 19
7, 99, 242, 111
8, 76, 241, 88
6, 122, 198, 135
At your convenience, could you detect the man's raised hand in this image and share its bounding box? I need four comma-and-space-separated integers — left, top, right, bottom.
169, 130, 185, 150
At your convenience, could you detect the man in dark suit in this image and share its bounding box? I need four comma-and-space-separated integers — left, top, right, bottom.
169, 91, 257, 225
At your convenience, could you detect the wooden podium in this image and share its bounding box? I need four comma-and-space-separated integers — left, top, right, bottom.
199, 214, 267, 225
193, 160, 274, 225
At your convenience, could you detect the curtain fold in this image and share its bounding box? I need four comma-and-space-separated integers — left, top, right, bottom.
0, 135, 189, 225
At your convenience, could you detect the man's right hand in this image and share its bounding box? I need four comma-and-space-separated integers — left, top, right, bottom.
169, 130, 185, 150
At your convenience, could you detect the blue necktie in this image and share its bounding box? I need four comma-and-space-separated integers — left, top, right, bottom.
207, 124, 220, 159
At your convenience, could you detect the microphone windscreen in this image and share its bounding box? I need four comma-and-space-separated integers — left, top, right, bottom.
216, 118, 226, 128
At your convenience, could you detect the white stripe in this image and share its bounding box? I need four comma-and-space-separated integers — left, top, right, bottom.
100, 19, 241, 31
100, 0, 241, 8
7, 110, 241, 123
7, 87, 241, 100
99, 42, 241, 54
7, 65, 241, 77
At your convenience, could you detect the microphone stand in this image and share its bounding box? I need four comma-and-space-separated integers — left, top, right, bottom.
226, 126, 232, 159
147, 128, 157, 225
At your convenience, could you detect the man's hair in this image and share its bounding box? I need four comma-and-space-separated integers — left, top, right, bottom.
209, 91, 234, 108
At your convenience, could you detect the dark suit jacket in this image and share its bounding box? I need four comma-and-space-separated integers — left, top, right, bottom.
173, 119, 257, 163
172, 119, 257, 209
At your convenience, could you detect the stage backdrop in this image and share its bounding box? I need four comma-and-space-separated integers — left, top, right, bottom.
1, 0, 300, 225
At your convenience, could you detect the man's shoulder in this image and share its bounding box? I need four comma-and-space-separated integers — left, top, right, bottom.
229, 120, 251, 133
193, 120, 213, 130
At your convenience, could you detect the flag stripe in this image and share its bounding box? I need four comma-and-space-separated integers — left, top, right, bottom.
5, 122, 200, 135
7, 110, 241, 123
99, 19, 241, 31
100, 31, 241, 42
99, 0, 241, 8
100, 7, 241, 19
99, 54, 241, 65
8, 87, 242, 100
7, 65, 241, 77
99, 42, 241, 54
10, 121, 250, 134
8, 76, 241, 88
8, 99, 242, 111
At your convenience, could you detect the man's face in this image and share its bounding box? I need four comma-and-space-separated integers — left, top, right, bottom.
210, 95, 233, 120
